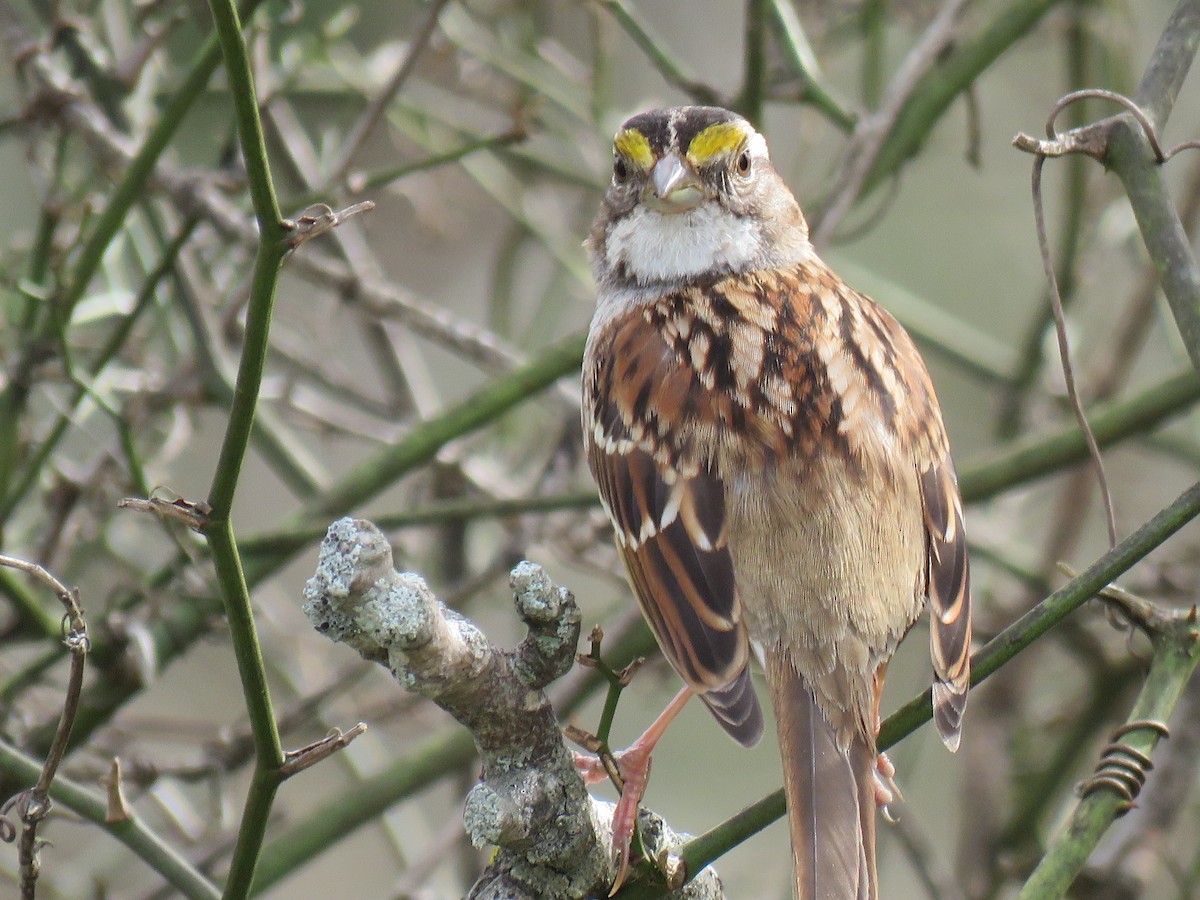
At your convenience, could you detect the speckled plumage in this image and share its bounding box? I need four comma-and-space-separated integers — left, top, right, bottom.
582, 106, 971, 899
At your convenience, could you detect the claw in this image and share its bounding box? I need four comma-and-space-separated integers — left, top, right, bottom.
569, 686, 694, 893
874, 750, 903, 823
607, 745, 653, 894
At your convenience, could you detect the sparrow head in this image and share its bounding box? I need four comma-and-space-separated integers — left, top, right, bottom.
587, 106, 811, 289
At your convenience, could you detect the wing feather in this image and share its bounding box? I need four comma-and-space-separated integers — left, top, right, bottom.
589, 438, 763, 746
919, 461, 971, 751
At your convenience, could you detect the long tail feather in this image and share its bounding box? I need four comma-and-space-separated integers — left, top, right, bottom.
768, 653, 876, 900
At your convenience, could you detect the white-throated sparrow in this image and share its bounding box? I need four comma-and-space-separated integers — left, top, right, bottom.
581, 106, 972, 899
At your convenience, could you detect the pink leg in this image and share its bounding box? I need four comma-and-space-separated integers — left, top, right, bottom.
871, 666, 902, 818
575, 685, 694, 894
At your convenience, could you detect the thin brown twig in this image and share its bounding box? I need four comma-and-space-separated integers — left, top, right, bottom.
322, 0, 453, 192
812, 0, 970, 245
1029, 151, 1119, 548
1014, 88, 1200, 164
279, 724, 368, 777
281, 201, 376, 249
0, 554, 88, 900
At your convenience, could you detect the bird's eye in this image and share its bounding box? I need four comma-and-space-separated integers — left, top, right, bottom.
736, 150, 752, 176
613, 157, 628, 183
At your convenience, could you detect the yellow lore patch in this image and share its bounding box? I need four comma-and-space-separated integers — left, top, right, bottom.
687, 122, 747, 164
613, 129, 653, 168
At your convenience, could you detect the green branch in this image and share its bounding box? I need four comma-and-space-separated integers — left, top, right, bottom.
0, 739, 221, 900
599, 0, 723, 106
862, 0, 1074, 196
960, 368, 1200, 503
1104, 0, 1200, 372
765, 0, 856, 131
737, 0, 768, 124
204, 0, 289, 894
1017, 615, 1200, 897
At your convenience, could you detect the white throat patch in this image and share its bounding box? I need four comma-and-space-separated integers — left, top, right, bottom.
604, 203, 763, 284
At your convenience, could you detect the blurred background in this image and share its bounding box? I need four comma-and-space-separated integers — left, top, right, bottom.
2, 0, 1200, 897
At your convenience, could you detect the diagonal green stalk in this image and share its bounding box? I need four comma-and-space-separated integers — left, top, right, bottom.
960, 369, 1200, 503
599, 0, 722, 105
765, 0, 856, 131
1017, 615, 1200, 898
0, 739, 221, 900
861, 0, 1074, 196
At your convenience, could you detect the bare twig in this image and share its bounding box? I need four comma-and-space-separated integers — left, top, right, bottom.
118, 493, 214, 531
1029, 149, 1119, 547
0, 554, 88, 900
813, 0, 970, 245
322, 0, 453, 190
279, 724, 368, 777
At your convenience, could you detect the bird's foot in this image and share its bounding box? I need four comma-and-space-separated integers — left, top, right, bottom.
874, 750, 903, 823
573, 742, 653, 894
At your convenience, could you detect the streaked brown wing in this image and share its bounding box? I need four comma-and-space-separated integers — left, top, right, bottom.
919, 460, 971, 751
589, 438, 763, 747
846, 286, 972, 751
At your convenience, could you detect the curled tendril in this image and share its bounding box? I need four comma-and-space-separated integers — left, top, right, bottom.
1077, 719, 1171, 814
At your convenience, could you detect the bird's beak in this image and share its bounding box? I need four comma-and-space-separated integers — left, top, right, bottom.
646, 152, 706, 213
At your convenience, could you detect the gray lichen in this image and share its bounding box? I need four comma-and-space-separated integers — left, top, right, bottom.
304, 517, 726, 899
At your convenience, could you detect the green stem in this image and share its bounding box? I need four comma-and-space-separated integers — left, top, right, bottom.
299, 332, 585, 523
0, 568, 59, 640
239, 489, 599, 560
1104, 0, 1200, 372
306, 128, 527, 204
737, 0, 767, 124
862, 0, 1073, 196
205, 0, 288, 894
960, 369, 1200, 503
599, 0, 722, 105
0, 739, 221, 900
1017, 618, 1200, 897
765, 0, 856, 131
861, 0, 887, 109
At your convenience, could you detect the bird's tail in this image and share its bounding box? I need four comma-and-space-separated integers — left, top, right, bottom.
768, 654, 877, 900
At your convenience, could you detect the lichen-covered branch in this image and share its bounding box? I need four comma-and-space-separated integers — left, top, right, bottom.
303, 518, 726, 898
